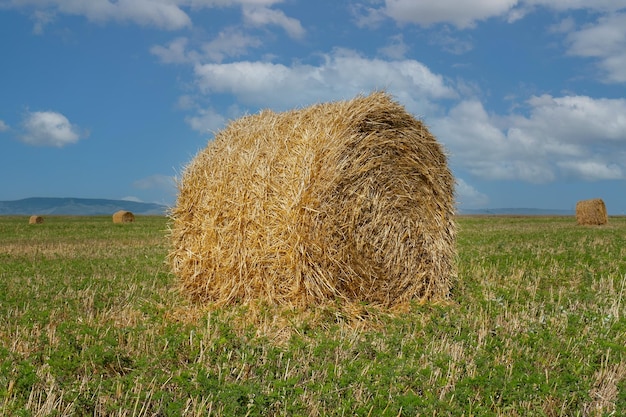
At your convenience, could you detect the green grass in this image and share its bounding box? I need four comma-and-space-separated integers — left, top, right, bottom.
1, 215, 625, 416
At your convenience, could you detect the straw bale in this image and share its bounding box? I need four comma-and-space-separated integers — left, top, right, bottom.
29, 215, 44, 224
576, 199, 608, 225
168, 92, 456, 309
112, 210, 135, 223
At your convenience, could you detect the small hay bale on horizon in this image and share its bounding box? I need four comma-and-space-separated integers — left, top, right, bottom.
112, 210, 135, 223
29, 215, 44, 224
575, 199, 608, 225
168, 91, 456, 310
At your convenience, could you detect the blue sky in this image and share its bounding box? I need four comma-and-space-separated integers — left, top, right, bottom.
1, 0, 625, 213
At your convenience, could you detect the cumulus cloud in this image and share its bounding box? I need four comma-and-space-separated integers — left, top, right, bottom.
193, 48, 457, 114
433, 95, 626, 183
379, 0, 518, 29
352, 5, 387, 29
151, 37, 193, 64
377, 34, 409, 60
367, 1, 626, 83
19, 111, 86, 147
514, 94, 626, 143
31, 9, 55, 34
242, 5, 304, 38
4, 0, 301, 33
202, 28, 262, 62
428, 29, 474, 55
13, 0, 192, 31
558, 161, 623, 181
151, 29, 262, 64
456, 178, 489, 208
185, 107, 227, 133
522, 0, 626, 13
564, 12, 626, 83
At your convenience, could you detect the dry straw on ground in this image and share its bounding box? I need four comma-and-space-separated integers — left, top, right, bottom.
168, 92, 456, 310
576, 199, 608, 225
112, 210, 135, 223
29, 215, 44, 224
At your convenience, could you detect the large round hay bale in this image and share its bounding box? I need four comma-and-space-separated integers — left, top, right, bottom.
576, 199, 607, 225
168, 92, 456, 308
29, 215, 44, 224
112, 210, 135, 223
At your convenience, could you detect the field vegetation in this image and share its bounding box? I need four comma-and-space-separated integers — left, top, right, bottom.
0, 215, 625, 416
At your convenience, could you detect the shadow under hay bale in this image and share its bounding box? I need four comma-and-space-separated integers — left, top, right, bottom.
168, 92, 456, 309
112, 210, 135, 223
576, 199, 608, 225
29, 215, 44, 224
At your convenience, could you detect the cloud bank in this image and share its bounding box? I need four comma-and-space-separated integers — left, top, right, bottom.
19, 111, 86, 147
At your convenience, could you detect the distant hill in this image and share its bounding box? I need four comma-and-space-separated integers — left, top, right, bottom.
458, 207, 575, 216
0, 197, 168, 216
0, 198, 576, 217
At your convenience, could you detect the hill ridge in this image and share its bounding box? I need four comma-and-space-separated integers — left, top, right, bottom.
0, 197, 168, 216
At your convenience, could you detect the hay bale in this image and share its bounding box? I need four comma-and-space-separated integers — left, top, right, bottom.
113, 210, 135, 223
576, 199, 608, 225
168, 92, 456, 308
29, 215, 44, 224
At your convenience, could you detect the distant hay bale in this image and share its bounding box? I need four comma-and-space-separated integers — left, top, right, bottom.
113, 210, 135, 223
576, 199, 608, 225
29, 215, 44, 224
168, 92, 456, 309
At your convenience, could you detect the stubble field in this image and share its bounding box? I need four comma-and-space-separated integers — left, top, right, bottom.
0, 215, 625, 416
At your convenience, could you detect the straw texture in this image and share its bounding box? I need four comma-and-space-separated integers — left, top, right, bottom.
168, 92, 456, 308
113, 210, 135, 223
576, 199, 608, 225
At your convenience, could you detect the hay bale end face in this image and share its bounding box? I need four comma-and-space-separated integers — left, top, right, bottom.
168, 92, 456, 308
576, 199, 608, 225
112, 210, 135, 223
29, 215, 44, 224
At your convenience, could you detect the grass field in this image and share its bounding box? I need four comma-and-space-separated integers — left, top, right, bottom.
1, 215, 625, 416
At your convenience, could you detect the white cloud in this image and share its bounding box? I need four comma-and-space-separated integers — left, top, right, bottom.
31, 9, 55, 34
12, 0, 192, 31
564, 12, 626, 83
381, 0, 519, 29
521, 0, 626, 13
19, 111, 85, 147
433, 94, 626, 183
517, 94, 626, 143
456, 178, 489, 208
558, 161, 623, 181
360, 0, 626, 32
193, 48, 457, 114
4, 0, 299, 32
115, 0, 191, 29
175, 94, 197, 110
242, 5, 304, 38
377, 34, 409, 59
151, 37, 193, 64
201, 28, 262, 62
549, 17, 575, 34
352, 5, 387, 29
185, 0, 284, 6
151, 29, 262, 64
0, 120, 9, 132
185, 107, 227, 133
428, 28, 474, 55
